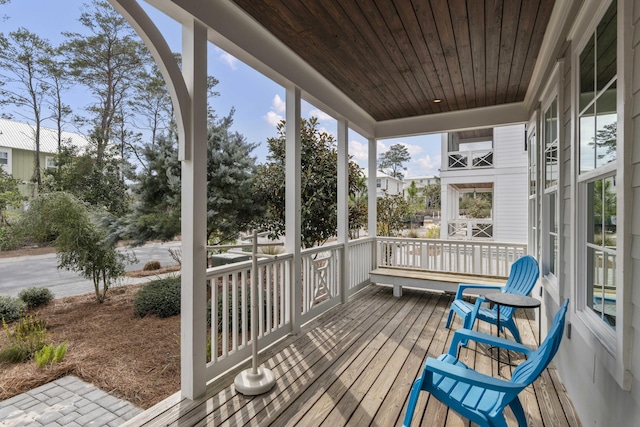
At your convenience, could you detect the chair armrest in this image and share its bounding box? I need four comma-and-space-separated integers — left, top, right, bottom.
455, 283, 503, 299
424, 357, 523, 393
448, 329, 534, 358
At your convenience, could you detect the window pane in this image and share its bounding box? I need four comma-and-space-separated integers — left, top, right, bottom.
596, 2, 617, 92
595, 82, 617, 168
579, 105, 595, 173
0, 152, 7, 165
588, 248, 616, 327
579, 36, 595, 112
545, 145, 558, 188
603, 175, 617, 246
545, 98, 558, 147
548, 191, 557, 276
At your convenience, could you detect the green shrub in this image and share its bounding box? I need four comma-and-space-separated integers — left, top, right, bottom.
0, 296, 24, 323
35, 341, 68, 368
143, 260, 162, 271
18, 287, 54, 310
133, 277, 181, 318
0, 315, 47, 362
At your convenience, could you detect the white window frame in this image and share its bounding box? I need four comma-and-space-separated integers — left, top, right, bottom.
0, 149, 11, 174
539, 61, 563, 304
45, 156, 56, 169
570, 0, 631, 390
527, 114, 540, 262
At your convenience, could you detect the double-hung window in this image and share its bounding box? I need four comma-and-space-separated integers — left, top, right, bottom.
576, 1, 618, 339
543, 95, 559, 283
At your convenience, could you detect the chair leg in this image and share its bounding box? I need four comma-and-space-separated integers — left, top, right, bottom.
508, 398, 527, 427
402, 378, 423, 427
445, 309, 455, 328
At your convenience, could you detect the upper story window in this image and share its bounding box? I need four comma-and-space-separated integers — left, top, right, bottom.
376, 178, 381, 188
0, 151, 8, 166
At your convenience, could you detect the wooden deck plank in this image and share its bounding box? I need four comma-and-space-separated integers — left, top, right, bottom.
126, 286, 581, 427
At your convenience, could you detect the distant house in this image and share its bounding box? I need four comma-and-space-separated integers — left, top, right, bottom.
363, 170, 404, 197
0, 118, 91, 201
404, 175, 439, 191
439, 124, 527, 243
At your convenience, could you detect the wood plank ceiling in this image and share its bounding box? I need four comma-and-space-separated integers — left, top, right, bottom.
230, 0, 555, 122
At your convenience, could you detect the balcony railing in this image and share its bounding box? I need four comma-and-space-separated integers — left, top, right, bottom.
201, 236, 524, 383
447, 149, 494, 169
448, 219, 494, 239
376, 236, 526, 277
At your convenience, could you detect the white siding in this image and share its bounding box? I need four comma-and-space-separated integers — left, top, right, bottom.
493, 124, 527, 169
493, 173, 527, 242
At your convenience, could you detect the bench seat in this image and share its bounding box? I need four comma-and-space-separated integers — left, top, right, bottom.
369, 267, 506, 297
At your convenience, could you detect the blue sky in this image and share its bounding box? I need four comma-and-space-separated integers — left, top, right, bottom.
1, 0, 441, 177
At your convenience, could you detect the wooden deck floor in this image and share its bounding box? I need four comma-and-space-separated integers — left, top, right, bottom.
126, 285, 581, 427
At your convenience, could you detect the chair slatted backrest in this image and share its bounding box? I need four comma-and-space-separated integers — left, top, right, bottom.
499, 255, 540, 318
510, 299, 569, 386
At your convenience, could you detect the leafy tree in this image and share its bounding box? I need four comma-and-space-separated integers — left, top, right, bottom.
0, 29, 54, 187
378, 144, 410, 180
0, 169, 25, 225
15, 192, 134, 303
460, 192, 492, 219
42, 142, 130, 216
592, 121, 617, 163
42, 48, 73, 157
423, 181, 441, 212
349, 172, 368, 238
255, 117, 362, 248
377, 191, 409, 237
62, 0, 149, 167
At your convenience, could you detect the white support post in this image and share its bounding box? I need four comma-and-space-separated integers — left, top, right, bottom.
180, 19, 208, 400
337, 118, 349, 303
368, 137, 377, 268
285, 86, 302, 333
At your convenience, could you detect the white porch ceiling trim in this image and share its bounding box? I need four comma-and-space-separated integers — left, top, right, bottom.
374, 102, 529, 139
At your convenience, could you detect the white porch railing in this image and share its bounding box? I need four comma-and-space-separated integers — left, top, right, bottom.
447, 149, 494, 169
447, 220, 494, 239
205, 254, 292, 378
376, 237, 526, 277
202, 236, 524, 382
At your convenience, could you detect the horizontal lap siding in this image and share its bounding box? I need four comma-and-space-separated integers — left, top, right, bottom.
493, 125, 527, 243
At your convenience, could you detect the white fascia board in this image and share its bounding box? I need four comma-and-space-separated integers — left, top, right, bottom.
148, 0, 376, 138
375, 102, 528, 139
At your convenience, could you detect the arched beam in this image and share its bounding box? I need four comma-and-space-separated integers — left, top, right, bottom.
108, 0, 191, 160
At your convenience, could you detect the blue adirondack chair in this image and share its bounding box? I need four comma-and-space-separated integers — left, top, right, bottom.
403, 299, 569, 427
445, 254, 539, 343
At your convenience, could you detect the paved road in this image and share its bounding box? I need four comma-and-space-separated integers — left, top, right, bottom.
0, 241, 182, 298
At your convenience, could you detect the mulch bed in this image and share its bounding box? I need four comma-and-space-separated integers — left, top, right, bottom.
0, 285, 181, 409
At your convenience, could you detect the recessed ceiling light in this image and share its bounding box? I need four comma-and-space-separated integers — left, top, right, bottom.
433, 99, 442, 103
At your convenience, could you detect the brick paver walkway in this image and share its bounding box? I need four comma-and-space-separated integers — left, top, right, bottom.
0, 376, 142, 426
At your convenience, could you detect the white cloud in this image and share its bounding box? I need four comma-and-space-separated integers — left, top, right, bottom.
405, 154, 441, 177
271, 94, 286, 113
349, 140, 369, 163
263, 111, 283, 127
308, 109, 333, 122
218, 51, 239, 70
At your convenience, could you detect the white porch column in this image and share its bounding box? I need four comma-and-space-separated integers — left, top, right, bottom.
368, 137, 377, 267
337, 118, 349, 303
285, 86, 302, 333
180, 19, 208, 400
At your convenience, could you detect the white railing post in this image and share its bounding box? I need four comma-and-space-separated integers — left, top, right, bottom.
368, 138, 377, 269
337, 118, 349, 304
285, 86, 302, 334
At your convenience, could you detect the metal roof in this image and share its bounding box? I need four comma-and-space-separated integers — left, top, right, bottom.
0, 118, 91, 154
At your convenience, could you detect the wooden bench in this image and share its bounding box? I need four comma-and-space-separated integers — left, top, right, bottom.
369, 266, 507, 297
